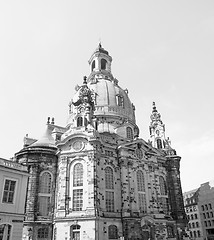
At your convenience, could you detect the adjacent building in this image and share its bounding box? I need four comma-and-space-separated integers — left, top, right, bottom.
184, 181, 214, 240
15, 44, 188, 240
0, 157, 29, 240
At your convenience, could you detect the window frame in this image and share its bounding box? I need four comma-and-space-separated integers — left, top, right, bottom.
105, 167, 114, 190
70, 161, 85, 211
0, 224, 12, 240
2, 178, 17, 204
38, 171, 53, 216
37, 227, 49, 239
126, 127, 133, 140
108, 225, 118, 239
106, 191, 114, 212
70, 225, 81, 240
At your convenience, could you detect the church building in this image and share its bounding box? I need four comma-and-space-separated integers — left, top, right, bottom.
15, 44, 188, 240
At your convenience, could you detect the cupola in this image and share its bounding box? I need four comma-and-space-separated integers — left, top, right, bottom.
88, 43, 112, 74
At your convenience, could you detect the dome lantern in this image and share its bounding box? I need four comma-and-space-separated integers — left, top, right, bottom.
88, 43, 112, 75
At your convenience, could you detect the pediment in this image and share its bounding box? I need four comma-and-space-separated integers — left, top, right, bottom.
118, 138, 164, 158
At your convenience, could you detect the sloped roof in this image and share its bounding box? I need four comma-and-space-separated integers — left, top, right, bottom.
30, 125, 56, 148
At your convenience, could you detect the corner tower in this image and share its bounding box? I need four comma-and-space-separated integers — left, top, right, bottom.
149, 102, 172, 151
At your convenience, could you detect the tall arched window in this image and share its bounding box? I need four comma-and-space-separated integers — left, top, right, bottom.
105, 167, 114, 212
73, 163, 83, 187
77, 117, 83, 127
39, 171, 52, 216
137, 170, 145, 192
91, 60, 95, 72
159, 176, 168, 214
108, 225, 118, 239
105, 167, 114, 189
126, 127, 133, 140
159, 176, 167, 195
137, 170, 147, 213
101, 58, 107, 70
40, 172, 52, 193
157, 139, 162, 149
73, 163, 83, 211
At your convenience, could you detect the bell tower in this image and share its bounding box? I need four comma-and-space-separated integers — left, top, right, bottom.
149, 102, 169, 149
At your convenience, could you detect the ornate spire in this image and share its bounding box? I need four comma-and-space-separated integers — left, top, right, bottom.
149, 102, 166, 149
149, 102, 175, 153
150, 102, 162, 124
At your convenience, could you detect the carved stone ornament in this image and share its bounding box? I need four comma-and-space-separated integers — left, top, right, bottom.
72, 140, 84, 151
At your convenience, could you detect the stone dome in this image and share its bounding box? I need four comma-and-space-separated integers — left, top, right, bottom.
66, 45, 139, 137
88, 78, 135, 122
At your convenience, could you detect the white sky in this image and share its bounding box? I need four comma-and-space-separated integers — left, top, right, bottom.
0, 0, 214, 192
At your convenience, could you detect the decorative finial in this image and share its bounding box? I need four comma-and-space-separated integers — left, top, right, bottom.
51, 117, 55, 124
47, 117, 50, 124
83, 76, 87, 84
99, 38, 102, 48
152, 102, 157, 113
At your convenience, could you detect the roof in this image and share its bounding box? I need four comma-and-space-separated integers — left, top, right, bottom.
30, 125, 57, 148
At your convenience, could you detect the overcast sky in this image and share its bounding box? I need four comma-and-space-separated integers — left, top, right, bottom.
0, 0, 214, 192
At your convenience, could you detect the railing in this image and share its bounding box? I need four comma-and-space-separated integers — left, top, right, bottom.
0, 158, 27, 171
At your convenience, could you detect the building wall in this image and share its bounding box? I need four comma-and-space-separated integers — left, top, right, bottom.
0, 158, 29, 240
199, 181, 214, 240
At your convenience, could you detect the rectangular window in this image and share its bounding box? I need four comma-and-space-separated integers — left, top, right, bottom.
138, 193, 147, 212
106, 191, 114, 212
0, 224, 11, 240
73, 232, 80, 240
39, 196, 50, 216
2, 179, 16, 203
159, 197, 169, 213
73, 189, 83, 211
38, 227, 48, 239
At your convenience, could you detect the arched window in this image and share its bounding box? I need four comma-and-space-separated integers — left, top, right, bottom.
70, 225, 81, 240
105, 167, 114, 189
105, 167, 114, 212
38, 227, 49, 239
157, 139, 162, 149
137, 170, 145, 192
126, 127, 133, 140
108, 225, 118, 239
77, 117, 83, 127
91, 60, 95, 72
40, 172, 52, 193
137, 170, 146, 213
159, 176, 167, 195
73, 163, 83, 187
101, 58, 107, 70
0, 224, 12, 240
39, 171, 52, 216
72, 163, 83, 211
